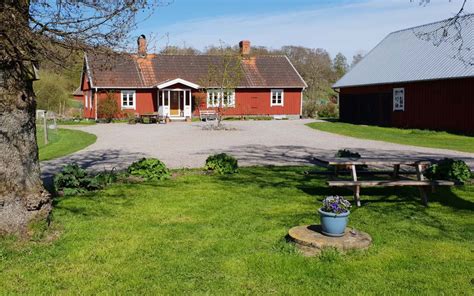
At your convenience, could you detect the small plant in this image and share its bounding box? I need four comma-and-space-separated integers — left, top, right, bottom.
335, 149, 361, 158
425, 158, 471, 184
127, 158, 170, 181
321, 195, 351, 214
53, 163, 102, 195
205, 153, 238, 175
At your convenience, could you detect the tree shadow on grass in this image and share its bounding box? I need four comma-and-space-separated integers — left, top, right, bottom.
41, 149, 148, 191
198, 144, 474, 169
52, 185, 141, 218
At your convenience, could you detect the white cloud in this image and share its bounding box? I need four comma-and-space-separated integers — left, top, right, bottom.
146, 0, 472, 61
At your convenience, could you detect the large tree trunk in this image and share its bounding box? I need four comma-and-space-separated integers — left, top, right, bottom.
0, 0, 52, 235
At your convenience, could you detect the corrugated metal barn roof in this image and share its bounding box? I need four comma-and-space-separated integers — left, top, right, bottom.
333, 14, 474, 88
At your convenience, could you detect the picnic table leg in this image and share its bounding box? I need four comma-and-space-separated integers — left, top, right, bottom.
334, 165, 338, 176
350, 164, 358, 181
350, 165, 361, 206
418, 186, 429, 206
416, 164, 425, 181
393, 164, 400, 179
354, 185, 361, 207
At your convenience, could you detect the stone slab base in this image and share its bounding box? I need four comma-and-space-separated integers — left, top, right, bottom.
288, 225, 372, 256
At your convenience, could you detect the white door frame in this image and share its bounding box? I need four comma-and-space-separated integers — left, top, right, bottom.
159, 89, 192, 119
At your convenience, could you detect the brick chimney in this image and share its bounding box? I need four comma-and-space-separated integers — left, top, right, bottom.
239, 40, 251, 56
137, 35, 147, 57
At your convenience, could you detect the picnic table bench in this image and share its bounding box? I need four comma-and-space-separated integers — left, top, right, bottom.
200, 109, 217, 121
316, 157, 455, 207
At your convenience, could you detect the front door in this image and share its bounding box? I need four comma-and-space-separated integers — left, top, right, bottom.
170, 91, 180, 116
160, 89, 192, 118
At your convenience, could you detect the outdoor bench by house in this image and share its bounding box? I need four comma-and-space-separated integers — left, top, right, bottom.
200, 110, 217, 121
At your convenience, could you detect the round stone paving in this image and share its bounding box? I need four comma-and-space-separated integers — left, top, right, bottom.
288, 225, 372, 256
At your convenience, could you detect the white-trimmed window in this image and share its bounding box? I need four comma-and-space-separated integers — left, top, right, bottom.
207, 89, 235, 108
393, 88, 405, 111
271, 89, 284, 106
121, 90, 136, 109
85, 93, 88, 109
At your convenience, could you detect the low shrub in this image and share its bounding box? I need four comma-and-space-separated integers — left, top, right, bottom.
425, 158, 471, 184
205, 153, 238, 175
335, 149, 361, 158
53, 164, 102, 195
317, 102, 338, 118
127, 158, 170, 181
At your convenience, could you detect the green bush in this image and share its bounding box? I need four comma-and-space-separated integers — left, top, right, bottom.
53, 164, 102, 195
205, 153, 238, 175
335, 149, 361, 158
127, 158, 170, 181
425, 158, 471, 184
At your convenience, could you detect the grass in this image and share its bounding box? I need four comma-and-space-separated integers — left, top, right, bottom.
307, 121, 474, 153
1, 166, 472, 294
37, 127, 97, 161
57, 119, 96, 126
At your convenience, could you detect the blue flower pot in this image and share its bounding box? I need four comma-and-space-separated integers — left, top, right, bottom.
318, 208, 350, 237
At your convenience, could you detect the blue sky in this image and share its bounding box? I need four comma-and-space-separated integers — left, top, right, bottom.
134, 0, 473, 62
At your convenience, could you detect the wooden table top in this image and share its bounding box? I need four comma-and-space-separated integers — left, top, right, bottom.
315, 157, 432, 166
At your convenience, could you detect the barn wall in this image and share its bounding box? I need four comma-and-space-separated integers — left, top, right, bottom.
339, 77, 474, 134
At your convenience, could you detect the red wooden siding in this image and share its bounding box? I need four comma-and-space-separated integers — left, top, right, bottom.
339, 77, 474, 134
82, 81, 303, 119
192, 88, 302, 117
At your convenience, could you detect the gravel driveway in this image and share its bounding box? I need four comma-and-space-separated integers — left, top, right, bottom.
41, 119, 474, 181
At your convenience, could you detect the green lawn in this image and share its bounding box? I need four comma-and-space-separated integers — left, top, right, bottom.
37, 127, 97, 161
1, 166, 472, 294
307, 122, 474, 153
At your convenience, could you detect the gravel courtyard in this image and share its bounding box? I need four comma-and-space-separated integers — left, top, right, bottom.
41, 119, 474, 180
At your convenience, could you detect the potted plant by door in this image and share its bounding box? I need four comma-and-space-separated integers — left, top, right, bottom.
318, 196, 351, 237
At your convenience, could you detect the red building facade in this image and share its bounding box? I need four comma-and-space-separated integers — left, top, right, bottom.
80, 38, 306, 120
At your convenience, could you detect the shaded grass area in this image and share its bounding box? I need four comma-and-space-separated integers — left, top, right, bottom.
37, 127, 97, 161
307, 122, 474, 153
1, 166, 473, 294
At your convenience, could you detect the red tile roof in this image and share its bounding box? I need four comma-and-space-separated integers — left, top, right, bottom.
85, 53, 306, 89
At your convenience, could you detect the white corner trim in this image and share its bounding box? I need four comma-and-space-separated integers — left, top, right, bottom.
285, 55, 308, 88
157, 78, 200, 90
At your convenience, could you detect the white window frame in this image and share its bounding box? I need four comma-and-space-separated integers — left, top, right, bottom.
121, 90, 136, 110
206, 89, 235, 108
270, 89, 284, 107
85, 93, 88, 109
393, 88, 405, 111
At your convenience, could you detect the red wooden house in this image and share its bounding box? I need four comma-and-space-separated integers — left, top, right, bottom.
80, 37, 307, 120
333, 15, 474, 134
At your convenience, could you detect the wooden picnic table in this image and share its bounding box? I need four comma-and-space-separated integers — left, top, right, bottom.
315, 157, 454, 207
139, 112, 165, 124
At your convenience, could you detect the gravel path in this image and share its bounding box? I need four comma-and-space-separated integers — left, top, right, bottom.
41, 119, 474, 181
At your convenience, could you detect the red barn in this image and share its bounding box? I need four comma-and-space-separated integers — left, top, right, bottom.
333, 15, 474, 134
79, 37, 306, 120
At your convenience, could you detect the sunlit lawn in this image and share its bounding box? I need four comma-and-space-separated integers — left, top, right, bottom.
37, 127, 96, 161
0, 166, 472, 294
307, 121, 474, 153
